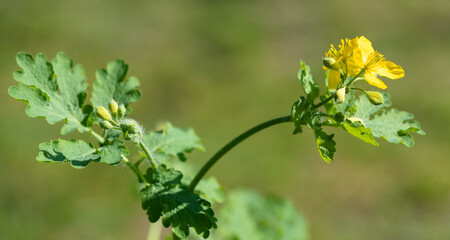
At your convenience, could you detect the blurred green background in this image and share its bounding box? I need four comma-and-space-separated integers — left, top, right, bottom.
1, 0, 450, 239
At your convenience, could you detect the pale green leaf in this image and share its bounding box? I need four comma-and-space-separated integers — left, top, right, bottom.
91, 59, 141, 109
314, 128, 336, 163
215, 189, 308, 240
99, 141, 129, 165
37, 139, 100, 168
196, 177, 225, 204
350, 93, 424, 147
343, 121, 379, 146
143, 122, 204, 164
9, 52, 91, 135
298, 60, 319, 101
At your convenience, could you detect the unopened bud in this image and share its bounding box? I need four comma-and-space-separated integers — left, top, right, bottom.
334, 112, 346, 122
335, 88, 346, 103
365, 91, 383, 105
99, 120, 114, 129
108, 100, 119, 118
121, 118, 143, 142
118, 104, 126, 118
322, 57, 340, 70
95, 106, 112, 121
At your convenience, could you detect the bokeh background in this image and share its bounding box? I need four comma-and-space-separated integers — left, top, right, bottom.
1, 0, 450, 239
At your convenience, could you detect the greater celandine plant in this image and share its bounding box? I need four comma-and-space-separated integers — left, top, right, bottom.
9, 36, 424, 239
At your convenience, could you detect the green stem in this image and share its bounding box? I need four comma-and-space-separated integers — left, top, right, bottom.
188, 115, 292, 191
121, 155, 146, 183
147, 222, 162, 240
139, 140, 158, 169
312, 94, 335, 110
346, 69, 365, 87
89, 130, 105, 144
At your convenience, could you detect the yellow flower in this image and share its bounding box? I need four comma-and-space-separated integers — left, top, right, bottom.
348, 36, 404, 89
324, 38, 358, 89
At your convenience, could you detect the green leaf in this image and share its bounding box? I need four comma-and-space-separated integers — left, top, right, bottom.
37, 139, 100, 168
195, 177, 225, 204
170, 161, 225, 205
141, 165, 217, 239
216, 189, 308, 240
314, 128, 336, 163
291, 96, 310, 134
9, 52, 91, 135
98, 141, 129, 165
143, 122, 204, 164
298, 60, 319, 101
91, 59, 141, 109
349, 93, 424, 147
343, 121, 378, 146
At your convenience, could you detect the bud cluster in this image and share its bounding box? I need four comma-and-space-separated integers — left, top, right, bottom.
95, 100, 143, 143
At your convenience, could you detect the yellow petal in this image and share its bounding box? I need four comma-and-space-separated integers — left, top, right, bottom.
365, 71, 387, 89
356, 36, 374, 64
373, 60, 405, 79
327, 70, 341, 90
346, 55, 361, 76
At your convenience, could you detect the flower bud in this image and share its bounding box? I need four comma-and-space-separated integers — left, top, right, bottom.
365, 91, 383, 105
99, 120, 114, 129
322, 57, 340, 70
95, 106, 112, 122
121, 118, 143, 143
335, 88, 346, 104
108, 100, 119, 118
118, 104, 126, 119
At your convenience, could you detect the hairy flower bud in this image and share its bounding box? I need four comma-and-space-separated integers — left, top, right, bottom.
118, 104, 126, 119
108, 100, 119, 118
121, 118, 143, 143
95, 106, 112, 122
99, 120, 114, 129
365, 91, 384, 105
322, 57, 340, 70
335, 88, 346, 104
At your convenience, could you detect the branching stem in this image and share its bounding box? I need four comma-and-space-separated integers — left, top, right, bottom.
139, 140, 158, 169
121, 155, 146, 183
89, 130, 105, 144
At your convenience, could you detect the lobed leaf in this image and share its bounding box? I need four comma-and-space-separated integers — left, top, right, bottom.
347, 93, 424, 147
215, 189, 308, 240
298, 60, 319, 102
9, 52, 92, 135
141, 165, 217, 238
98, 141, 129, 165
314, 128, 336, 163
91, 59, 141, 110
37, 138, 128, 168
37, 139, 100, 168
143, 122, 204, 164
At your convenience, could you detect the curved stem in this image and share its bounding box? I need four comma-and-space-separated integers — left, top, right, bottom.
139, 140, 158, 169
188, 115, 292, 191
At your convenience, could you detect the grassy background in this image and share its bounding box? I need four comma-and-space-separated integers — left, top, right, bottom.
1, 0, 450, 239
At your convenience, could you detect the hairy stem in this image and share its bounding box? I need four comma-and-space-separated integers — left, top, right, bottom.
121, 155, 146, 183
89, 130, 105, 144
188, 115, 292, 191
139, 140, 158, 169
